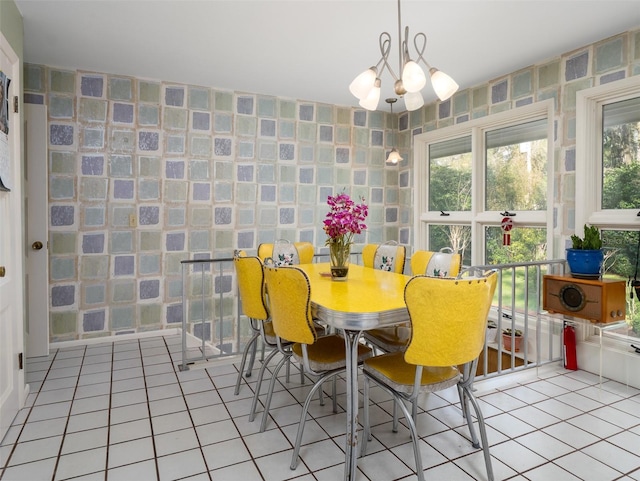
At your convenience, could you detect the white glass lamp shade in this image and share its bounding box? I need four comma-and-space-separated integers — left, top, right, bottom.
429, 68, 459, 101
358, 79, 381, 110
403, 91, 424, 111
401, 60, 426, 93
349, 67, 378, 100
386, 148, 403, 165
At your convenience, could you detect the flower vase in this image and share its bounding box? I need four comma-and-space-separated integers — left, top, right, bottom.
329, 240, 350, 281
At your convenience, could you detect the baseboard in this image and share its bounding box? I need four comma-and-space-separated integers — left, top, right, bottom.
49, 328, 182, 350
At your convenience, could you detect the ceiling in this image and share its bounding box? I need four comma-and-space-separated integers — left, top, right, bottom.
14, 0, 640, 112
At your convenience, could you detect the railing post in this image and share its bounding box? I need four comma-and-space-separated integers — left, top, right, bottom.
180, 261, 189, 371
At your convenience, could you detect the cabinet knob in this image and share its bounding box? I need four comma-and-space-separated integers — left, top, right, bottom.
32, 241, 43, 250
0, 266, 5, 277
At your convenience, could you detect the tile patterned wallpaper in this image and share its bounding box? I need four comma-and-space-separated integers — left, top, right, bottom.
24, 27, 640, 343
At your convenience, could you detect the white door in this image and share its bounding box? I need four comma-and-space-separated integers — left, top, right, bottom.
25, 103, 48, 358
0, 33, 25, 442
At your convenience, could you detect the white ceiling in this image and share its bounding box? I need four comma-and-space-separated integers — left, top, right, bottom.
14, 0, 640, 112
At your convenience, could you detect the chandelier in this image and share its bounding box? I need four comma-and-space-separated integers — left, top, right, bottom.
349, 0, 459, 111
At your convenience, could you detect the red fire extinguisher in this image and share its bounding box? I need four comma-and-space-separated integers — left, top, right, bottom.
563, 323, 578, 370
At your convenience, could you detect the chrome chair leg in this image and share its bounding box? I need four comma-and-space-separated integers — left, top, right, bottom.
332, 376, 338, 413
458, 361, 494, 481
246, 337, 258, 376
462, 384, 494, 481
362, 380, 424, 481
248, 347, 280, 422
392, 391, 424, 481
234, 331, 259, 395
259, 353, 291, 432
290, 371, 339, 470
392, 399, 399, 432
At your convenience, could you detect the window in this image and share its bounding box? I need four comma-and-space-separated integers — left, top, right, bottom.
577, 75, 640, 341
415, 100, 554, 266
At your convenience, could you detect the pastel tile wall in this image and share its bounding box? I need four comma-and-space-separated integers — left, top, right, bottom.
24, 27, 640, 343
24, 67, 401, 342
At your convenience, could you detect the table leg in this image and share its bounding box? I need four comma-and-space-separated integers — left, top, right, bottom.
342, 330, 361, 481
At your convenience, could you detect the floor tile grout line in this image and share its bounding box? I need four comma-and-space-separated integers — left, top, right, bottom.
0, 348, 62, 479
256, 362, 381, 480
101, 341, 115, 481
203, 359, 270, 479
491, 379, 639, 481
137, 338, 161, 481
363, 389, 471, 478
221, 363, 341, 479
164, 335, 213, 481
50, 345, 87, 481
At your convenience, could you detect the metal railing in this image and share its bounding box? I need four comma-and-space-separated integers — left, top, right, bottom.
179, 253, 568, 378
179, 257, 234, 371
470, 259, 567, 379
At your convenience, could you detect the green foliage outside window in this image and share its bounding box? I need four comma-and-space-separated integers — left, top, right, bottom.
601, 114, 640, 336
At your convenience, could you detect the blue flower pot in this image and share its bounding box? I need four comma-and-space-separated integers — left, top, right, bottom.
566, 249, 604, 276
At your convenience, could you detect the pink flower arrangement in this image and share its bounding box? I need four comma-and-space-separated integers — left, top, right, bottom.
323, 193, 368, 248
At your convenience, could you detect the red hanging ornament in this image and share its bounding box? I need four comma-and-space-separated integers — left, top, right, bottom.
501, 217, 513, 246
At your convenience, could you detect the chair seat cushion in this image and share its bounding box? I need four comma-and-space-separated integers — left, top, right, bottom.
364, 352, 460, 394
293, 335, 372, 371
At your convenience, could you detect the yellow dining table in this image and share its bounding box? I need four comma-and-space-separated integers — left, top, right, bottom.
296, 262, 410, 481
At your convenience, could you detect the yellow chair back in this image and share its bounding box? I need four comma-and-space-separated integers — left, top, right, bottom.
294, 242, 315, 264
411, 249, 461, 277
362, 242, 406, 274
258, 241, 314, 264
263, 265, 317, 345
233, 251, 269, 321
403, 272, 497, 367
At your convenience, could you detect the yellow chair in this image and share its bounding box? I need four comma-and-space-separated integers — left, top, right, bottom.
361, 271, 498, 481
363, 248, 462, 354
362, 241, 406, 274
234, 251, 302, 406
261, 262, 372, 470
233, 251, 278, 396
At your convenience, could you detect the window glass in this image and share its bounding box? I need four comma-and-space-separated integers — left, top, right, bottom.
602, 96, 640, 210
428, 136, 472, 212
485, 226, 547, 265
416, 101, 551, 266
485, 119, 548, 211
428, 224, 472, 266
602, 229, 640, 340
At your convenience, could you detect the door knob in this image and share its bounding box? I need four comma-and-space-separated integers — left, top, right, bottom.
0, 266, 5, 277
32, 241, 43, 250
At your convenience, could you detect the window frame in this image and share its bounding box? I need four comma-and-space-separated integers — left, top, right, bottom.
414, 99, 555, 266
576, 74, 640, 230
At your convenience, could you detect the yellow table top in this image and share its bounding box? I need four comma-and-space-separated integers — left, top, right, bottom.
297, 263, 410, 331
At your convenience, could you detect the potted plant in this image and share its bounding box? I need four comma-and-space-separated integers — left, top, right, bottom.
502, 328, 523, 352
486, 320, 498, 343
566, 224, 604, 277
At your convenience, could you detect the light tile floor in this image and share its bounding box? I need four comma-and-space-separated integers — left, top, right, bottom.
1, 333, 640, 481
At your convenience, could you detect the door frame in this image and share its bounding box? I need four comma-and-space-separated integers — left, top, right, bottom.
0, 30, 26, 442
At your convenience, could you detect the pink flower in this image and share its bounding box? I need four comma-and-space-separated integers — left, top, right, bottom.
323, 193, 368, 246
